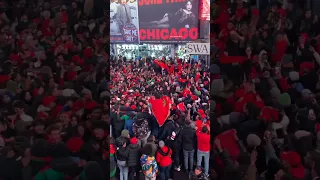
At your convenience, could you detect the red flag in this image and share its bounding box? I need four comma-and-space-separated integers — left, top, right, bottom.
169, 65, 174, 74
149, 96, 172, 127
178, 78, 187, 83
177, 103, 186, 112
154, 60, 167, 69
195, 72, 200, 82
215, 129, 240, 161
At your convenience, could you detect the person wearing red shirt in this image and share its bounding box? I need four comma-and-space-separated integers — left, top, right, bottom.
156, 140, 172, 180
196, 125, 210, 176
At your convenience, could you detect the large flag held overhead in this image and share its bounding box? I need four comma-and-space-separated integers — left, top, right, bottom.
149, 96, 172, 127
154, 60, 168, 70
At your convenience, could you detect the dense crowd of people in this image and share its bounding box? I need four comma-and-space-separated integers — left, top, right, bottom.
211, 0, 320, 180
0, 0, 109, 180
110, 57, 210, 180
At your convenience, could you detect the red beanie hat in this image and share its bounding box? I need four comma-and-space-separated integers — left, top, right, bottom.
130, 137, 138, 145
42, 96, 56, 107
130, 105, 136, 110
198, 109, 204, 115
66, 137, 84, 153
72, 55, 81, 63
83, 47, 93, 59
280, 151, 301, 167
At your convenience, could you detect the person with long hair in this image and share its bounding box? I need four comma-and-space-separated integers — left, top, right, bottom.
141, 0, 196, 29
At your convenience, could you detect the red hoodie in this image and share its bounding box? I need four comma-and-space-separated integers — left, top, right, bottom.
196, 130, 210, 152
156, 146, 172, 167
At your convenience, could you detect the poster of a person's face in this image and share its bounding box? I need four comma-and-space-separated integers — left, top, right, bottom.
138, 0, 199, 43
110, 0, 139, 43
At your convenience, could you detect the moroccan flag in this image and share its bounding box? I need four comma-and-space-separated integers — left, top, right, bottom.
154, 60, 167, 69
177, 103, 186, 112
149, 96, 172, 126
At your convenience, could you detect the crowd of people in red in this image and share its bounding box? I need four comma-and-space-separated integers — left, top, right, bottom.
211, 0, 320, 180
0, 0, 109, 179
110, 57, 210, 180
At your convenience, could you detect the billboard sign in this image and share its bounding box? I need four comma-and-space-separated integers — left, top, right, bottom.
138, 0, 199, 43
186, 43, 210, 55
110, 0, 140, 43
199, 0, 210, 21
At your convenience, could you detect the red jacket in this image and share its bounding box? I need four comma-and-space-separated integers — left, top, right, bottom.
156, 146, 172, 167
196, 130, 210, 152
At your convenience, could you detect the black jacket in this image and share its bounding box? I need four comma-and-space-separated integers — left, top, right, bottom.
179, 126, 196, 151
111, 112, 124, 136
159, 120, 176, 141
116, 147, 129, 161
127, 144, 140, 167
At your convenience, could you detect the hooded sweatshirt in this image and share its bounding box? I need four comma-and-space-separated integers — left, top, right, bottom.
196, 130, 210, 152
156, 146, 172, 167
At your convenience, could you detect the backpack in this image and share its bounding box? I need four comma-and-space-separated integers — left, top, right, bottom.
172, 123, 183, 140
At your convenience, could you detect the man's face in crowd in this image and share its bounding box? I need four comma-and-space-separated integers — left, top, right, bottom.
227, 22, 233, 30
77, 125, 85, 136
3, 95, 11, 103
60, 113, 70, 124
91, 110, 102, 120
14, 108, 24, 115
72, 2, 77, 8
102, 114, 109, 122
305, 10, 312, 19
34, 125, 45, 134
50, 130, 61, 141
94, 128, 105, 140
57, 55, 64, 63
195, 169, 202, 175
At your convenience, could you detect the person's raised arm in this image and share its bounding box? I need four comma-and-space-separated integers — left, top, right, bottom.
310, 46, 320, 66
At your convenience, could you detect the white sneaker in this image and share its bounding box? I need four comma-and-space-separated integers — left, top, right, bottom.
174, 167, 181, 171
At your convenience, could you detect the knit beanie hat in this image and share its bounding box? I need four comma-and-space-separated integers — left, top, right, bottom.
301, 89, 311, 98
270, 88, 281, 100
211, 79, 224, 92
246, 134, 261, 147
66, 137, 84, 153
121, 129, 129, 137
289, 71, 299, 81
159, 140, 165, 148
279, 93, 291, 106
210, 64, 220, 74
295, 83, 304, 92
130, 137, 138, 145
